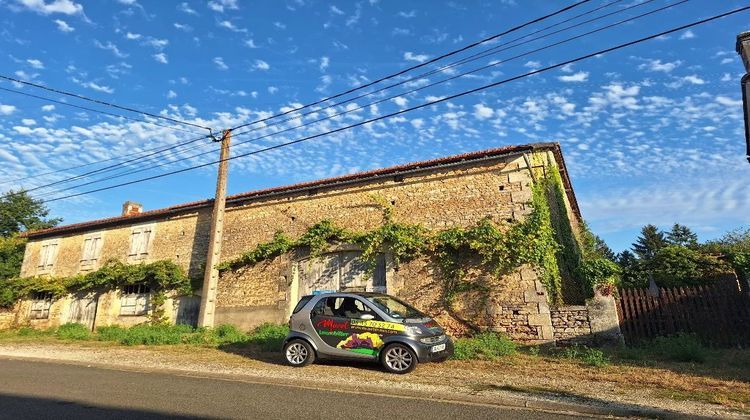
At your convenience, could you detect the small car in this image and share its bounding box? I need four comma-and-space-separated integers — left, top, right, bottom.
282, 292, 453, 374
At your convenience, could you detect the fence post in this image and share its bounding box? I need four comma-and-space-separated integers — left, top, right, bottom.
586, 290, 624, 347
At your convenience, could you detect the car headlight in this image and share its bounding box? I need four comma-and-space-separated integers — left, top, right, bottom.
405, 326, 423, 336
420, 334, 446, 344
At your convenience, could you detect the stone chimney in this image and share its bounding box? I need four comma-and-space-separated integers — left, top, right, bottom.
122, 201, 143, 216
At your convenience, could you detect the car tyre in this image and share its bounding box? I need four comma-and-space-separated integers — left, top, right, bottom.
284, 339, 315, 367
381, 343, 418, 374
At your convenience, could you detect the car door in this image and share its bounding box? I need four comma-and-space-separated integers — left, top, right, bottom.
310, 296, 385, 359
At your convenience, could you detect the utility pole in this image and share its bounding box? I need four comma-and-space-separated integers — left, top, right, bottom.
737, 31, 750, 164
198, 129, 231, 327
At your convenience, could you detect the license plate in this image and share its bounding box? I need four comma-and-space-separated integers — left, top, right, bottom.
431, 343, 446, 353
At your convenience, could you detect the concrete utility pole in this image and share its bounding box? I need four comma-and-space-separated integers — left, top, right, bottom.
198, 129, 232, 327
737, 31, 750, 164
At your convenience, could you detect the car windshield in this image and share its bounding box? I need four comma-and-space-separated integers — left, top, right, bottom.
364, 296, 425, 320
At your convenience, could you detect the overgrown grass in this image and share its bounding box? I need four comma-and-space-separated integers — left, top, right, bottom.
617, 333, 710, 364
452, 332, 516, 360
557, 344, 610, 367
0, 322, 289, 350
55, 323, 91, 341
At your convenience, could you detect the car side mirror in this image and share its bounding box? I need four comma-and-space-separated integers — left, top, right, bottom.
360, 314, 375, 320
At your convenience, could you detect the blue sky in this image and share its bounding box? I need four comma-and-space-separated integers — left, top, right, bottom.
0, 0, 748, 252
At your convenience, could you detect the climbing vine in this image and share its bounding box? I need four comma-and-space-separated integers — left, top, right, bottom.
217, 166, 588, 305
0, 259, 191, 323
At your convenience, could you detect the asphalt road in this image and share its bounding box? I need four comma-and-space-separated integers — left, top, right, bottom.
0, 358, 589, 420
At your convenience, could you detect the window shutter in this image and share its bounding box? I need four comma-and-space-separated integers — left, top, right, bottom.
92, 236, 103, 261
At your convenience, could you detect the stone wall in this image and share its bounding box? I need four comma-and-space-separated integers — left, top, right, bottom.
550, 306, 593, 345
15, 147, 586, 341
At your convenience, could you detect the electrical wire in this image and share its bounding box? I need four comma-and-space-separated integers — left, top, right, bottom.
0, 74, 213, 132
41, 5, 750, 203
34, 0, 667, 196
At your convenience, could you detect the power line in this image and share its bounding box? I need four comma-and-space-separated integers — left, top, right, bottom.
228, 0, 593, 132
0, 75, 213, 132
13, 0, 597, 194
42, 5, 750, 203
0, 86, 203, 135
37, 0, 667, 195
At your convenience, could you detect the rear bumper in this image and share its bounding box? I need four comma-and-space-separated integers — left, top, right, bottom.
413, 337, 454, 362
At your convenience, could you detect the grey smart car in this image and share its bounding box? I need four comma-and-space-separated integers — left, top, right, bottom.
282, 292, 453, 373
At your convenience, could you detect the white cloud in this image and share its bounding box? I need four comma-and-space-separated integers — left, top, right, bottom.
319, 56, 329, 72
715, 96, 742, 107
252, 59, 270, 71
16, 0, 83, 15
167, 90, 177, 99
53, 19, 74, 32
638, 59, 682, 73
410, 118, 423, 129
41, 104, 55, 112
143, 37, 168, 49
173, 22, 192, 31
403, 52, 428, 63
177, 2, 197, 14
397, 10, 416, 18
268, 86, 278, 94
125, 32, 141, 40
21, 118, 36, 126
82, 82, 114, 94
666, 75, 706, 88
587, 84, 641, 111
473, 103, 494, 120
393, 96, 408, 107
524, 60, 541, 69
26, 59, 44, 69
213, 56, 228, 70
558, 71, 588, 83
683, 75, 705, 85
208, 0, 238, 12
244, 39, 258, 48
94, 40, 127, 58
0, 104, 17, 115
153, 53, 168, 64
218, 20, 247, 33
330, 5, 344, 15
679, 30, 695, 40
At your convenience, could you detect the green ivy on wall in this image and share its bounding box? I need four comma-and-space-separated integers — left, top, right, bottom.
0, 260, 191, 323
217, 165, 594, 305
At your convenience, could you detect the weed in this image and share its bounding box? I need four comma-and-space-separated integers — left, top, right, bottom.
452, 332, 516, 360
644, 333, 708, 363
559, 344, 609, 367
55, 323, 91, 340
245, 323, 289, 351
96, 325, 129, 342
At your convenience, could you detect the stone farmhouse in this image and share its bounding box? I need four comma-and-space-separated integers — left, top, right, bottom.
2, 142, 619, 343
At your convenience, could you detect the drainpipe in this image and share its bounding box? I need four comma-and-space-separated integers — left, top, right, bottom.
737, 31, 750, 164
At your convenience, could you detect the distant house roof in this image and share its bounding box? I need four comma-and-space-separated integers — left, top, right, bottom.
23, 142, 581, 239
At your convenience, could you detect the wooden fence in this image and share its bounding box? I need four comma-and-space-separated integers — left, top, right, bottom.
616, 280, 750, 346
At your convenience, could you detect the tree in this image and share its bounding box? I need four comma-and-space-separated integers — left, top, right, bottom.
666, 223, 698, 248
647, 245, 732, 288
593, 235, 617, 261
616, 250, 646, 288
0, 189, 61, 236
632, 224, 666, 260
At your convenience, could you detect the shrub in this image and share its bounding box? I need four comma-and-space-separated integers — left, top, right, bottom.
246, 323, 289, 351
55, 323, 91, 340
16, 326, 54, 337
559, 345, 610, 367
212, 324, 248, 345
645, 333, 708, 363
452, 332, 516, 360
118, 324, 194, 346
96, 325, 129, 342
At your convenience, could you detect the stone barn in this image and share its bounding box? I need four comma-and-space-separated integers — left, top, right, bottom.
2, 142, 617, 343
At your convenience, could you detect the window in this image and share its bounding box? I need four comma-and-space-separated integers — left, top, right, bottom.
120, 284, 150, 316
38, 241, 59, 270
129, 226, 153, 260
29, 292, 53, 320
312, 297, 378, 320
80, 234, 103, 268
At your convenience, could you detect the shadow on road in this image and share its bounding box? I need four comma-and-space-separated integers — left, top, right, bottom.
0, 393, 202, 419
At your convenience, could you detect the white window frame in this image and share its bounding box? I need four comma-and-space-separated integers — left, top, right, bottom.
119, 284, 151, 316
29, 292, 54, 320
128, 225, 155, 261
80, 232, 104, 270
37, 239, 60, 273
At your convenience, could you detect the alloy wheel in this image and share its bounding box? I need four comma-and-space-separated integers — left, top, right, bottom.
286, 342, 308, 365
385, 346, 413, 372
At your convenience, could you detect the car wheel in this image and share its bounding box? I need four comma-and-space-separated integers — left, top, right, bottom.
381, 343, 418, 374
284, 339, 315, 367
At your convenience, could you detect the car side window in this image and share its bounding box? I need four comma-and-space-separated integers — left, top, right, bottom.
311, 297, 381, 320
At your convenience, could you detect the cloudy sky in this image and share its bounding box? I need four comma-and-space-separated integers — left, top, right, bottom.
0, 0, 748, 252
